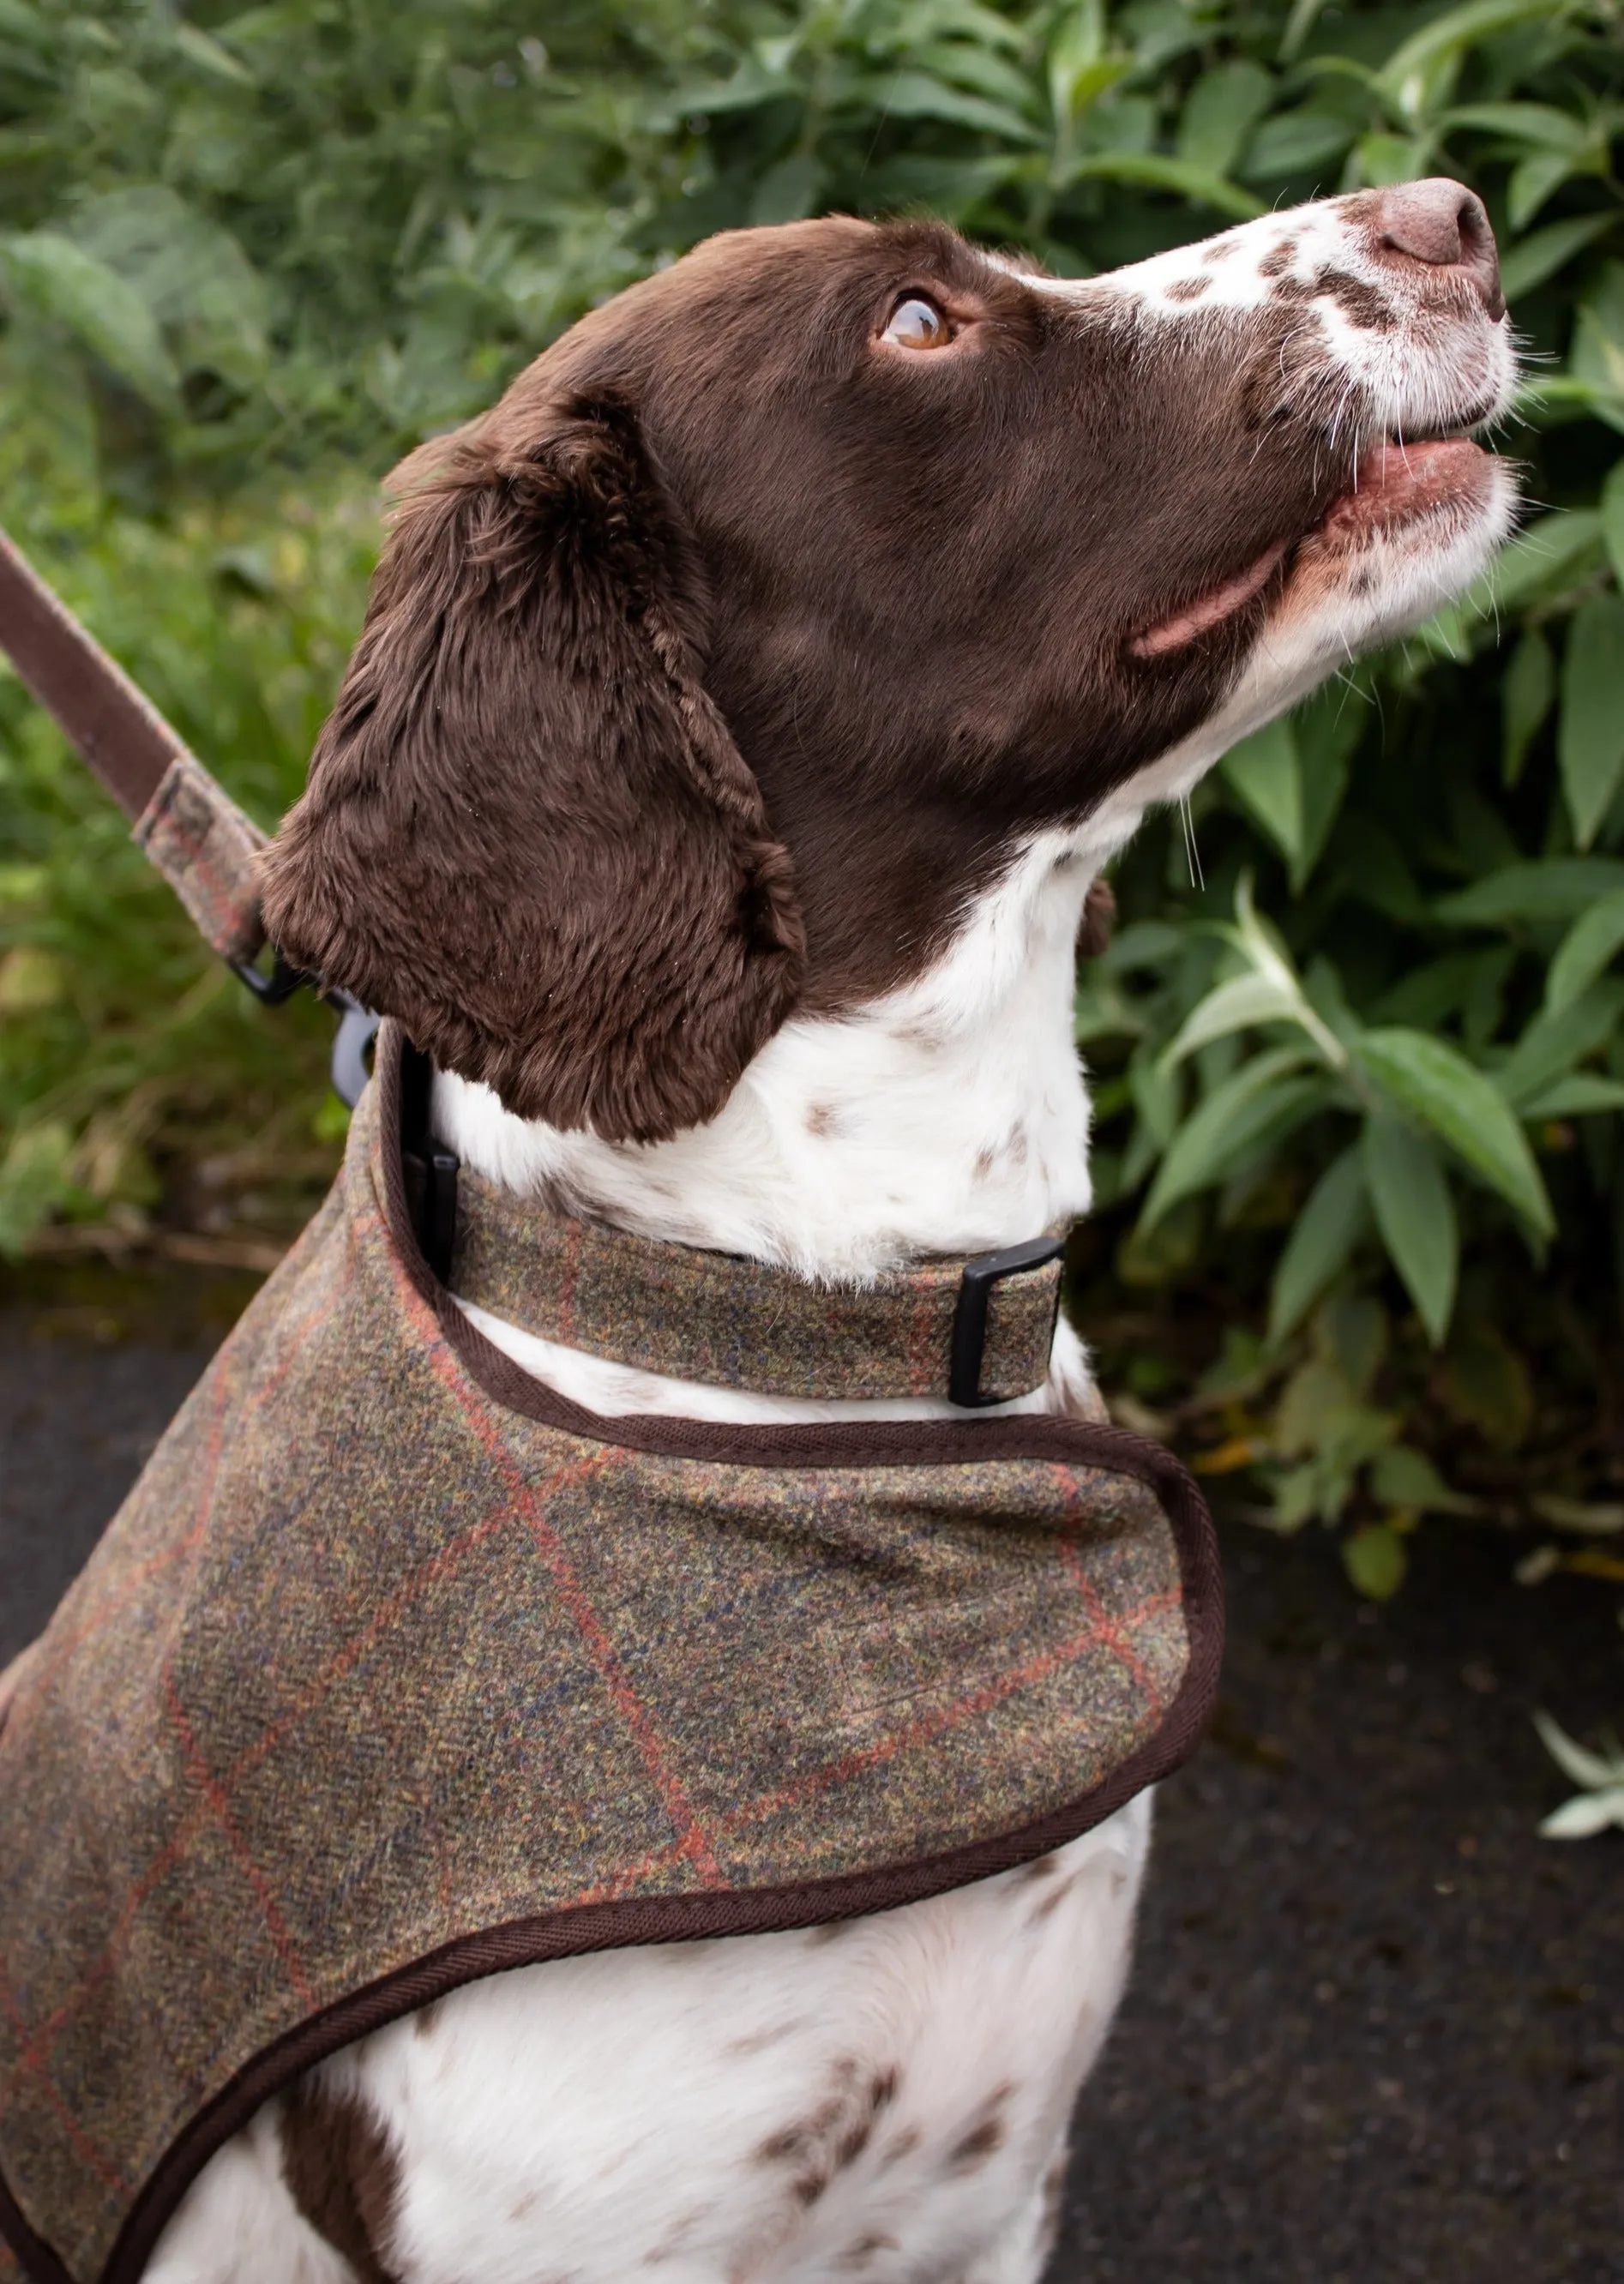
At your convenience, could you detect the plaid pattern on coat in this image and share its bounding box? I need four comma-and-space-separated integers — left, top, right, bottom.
0, 1025, 1220, 2284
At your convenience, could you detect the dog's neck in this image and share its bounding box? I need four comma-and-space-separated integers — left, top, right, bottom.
431, 828, 1102, 1282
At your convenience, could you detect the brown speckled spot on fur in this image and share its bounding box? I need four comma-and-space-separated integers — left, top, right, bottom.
1026, 1871, 1080, 1926
1203, 238, 1236, 263
279, 2079, 402, 2284
881, 2125, 923, 2166
411, 1998, 443, 2040
726, 2018, 808, 2054
1164, 276, 1211, 303
806, 1102, 837, 1136
973, 1147, 996, 1181
1313, 266, 1397, 330
1258, 242, 1296, 279
1016, 1850, 1059, 1884
842, 2235, 900, 2265
645, 2208, 711, 2263
947, 2088, 1012, 2172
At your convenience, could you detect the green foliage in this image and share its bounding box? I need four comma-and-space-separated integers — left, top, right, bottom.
2, 0, 1622, 1584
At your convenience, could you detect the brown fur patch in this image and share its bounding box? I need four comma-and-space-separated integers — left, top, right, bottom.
278, 2078, 402, 2284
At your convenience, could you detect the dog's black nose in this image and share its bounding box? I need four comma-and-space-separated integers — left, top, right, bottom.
1375, 178, 1505, 319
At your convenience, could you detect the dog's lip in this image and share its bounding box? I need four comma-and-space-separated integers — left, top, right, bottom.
1312, 435, 1493, 544
1129, 436, 1494, 658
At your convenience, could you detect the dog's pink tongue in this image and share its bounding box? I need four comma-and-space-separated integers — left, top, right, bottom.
1322, 437, 1488, 538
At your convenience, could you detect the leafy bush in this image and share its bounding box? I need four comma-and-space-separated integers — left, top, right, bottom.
2, 0, 1621, 1593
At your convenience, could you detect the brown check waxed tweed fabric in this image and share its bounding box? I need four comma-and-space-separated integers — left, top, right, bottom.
450, 1167, 1063, 1401
0, 1025, 1220, 2284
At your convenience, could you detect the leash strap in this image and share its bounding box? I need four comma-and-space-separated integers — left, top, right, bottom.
0, 524, 268, 966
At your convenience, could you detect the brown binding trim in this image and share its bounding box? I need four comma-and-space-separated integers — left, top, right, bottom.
0, 528, 185, 822
0, 1019, 1223, 2284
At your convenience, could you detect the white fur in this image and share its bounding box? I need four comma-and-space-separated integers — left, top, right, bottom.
149, 192, 1515, 2284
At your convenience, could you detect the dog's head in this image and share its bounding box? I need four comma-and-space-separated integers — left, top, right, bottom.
260, 183, 1515, 1143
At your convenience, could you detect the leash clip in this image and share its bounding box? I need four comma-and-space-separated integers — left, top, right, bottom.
229, 945, 310, 1007
948, 1234, 1067, 1409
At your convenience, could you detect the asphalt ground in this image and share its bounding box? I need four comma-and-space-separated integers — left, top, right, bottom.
3, 1283, 1621, 2283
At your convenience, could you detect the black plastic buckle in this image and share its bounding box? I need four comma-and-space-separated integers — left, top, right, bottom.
400, 1043, 460, 1283
948, 1233, 1067, 1409
230, 945, 310, 1007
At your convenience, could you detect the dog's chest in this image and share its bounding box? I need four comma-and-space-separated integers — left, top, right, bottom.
316, 1800, 1151, 2283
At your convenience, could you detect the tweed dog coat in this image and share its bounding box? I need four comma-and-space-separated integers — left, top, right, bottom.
0, 1025, 1221, 2284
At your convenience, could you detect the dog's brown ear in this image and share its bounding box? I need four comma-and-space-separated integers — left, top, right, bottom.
257, 394, 803, 1144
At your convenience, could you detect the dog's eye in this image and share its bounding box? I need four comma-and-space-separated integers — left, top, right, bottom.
884, 296, 953, 350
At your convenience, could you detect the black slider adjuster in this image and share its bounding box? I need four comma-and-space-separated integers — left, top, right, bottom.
948, 1233, 1068, 1409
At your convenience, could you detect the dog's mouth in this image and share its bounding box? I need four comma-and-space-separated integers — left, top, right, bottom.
1130, 435, 1495, 659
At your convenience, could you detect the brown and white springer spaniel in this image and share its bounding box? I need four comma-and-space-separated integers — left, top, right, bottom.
153, 182, 1513, 2283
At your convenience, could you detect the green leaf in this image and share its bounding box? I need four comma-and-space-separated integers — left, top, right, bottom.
70, 187, 268, 388
1518, 1072, 1624, 1118
1494, 979, 1624, 1109
1220, 718, 1301, 867
0, 230, 178, 410
1292, 683, 1363, 887
882, 70, 1042, 143
1241, 107, 1354, 183
1507, 149, 1573, 231
1539, 1788, 1624, 1839
1176, 60, 1273, 176
1572, 262, 1624, 421
1546, 885, 1624, 1015
1159, 970, 1308, 1068
1441, 101, 1590, 151
1499, 212, 1615, 302
1343, 1522, 1408, 1602
749, 154, 820, 225
1354, 1027, 1555, 1235
1364, 1112, 1458, 1343
1060, 153, 1265, 218
1268, 1145, 1368, 1344
1602, 458, 1624, 589
1501, 627, 1554, 785
1140, 1047, 1329, 1231
1559, 593, 1624, 850
1369, 1442, 1479, 1513
1375, 0, 1573, 117
1533, 1709, 1624, 1792
1483, 509, 1603, 613
1437, 857, 1624, 927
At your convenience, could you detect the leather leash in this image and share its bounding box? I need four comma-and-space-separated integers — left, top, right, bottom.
0, 523, 378, 1103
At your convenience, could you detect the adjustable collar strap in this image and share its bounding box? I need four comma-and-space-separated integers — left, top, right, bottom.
448, 1164, 1068, 1406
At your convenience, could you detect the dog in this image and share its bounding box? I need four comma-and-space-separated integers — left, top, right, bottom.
117, 181, 1513, 2284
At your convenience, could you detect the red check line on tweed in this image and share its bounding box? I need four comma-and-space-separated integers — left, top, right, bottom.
0, 1470, 596, 2179
1052, 1464, 1176, 1715
562, 1571, 1178, 1908
161, 1671, 316, 2008
0, 1960, 130, 2202
414, 1301, 727, 1889
0, 1325, 607, 2122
